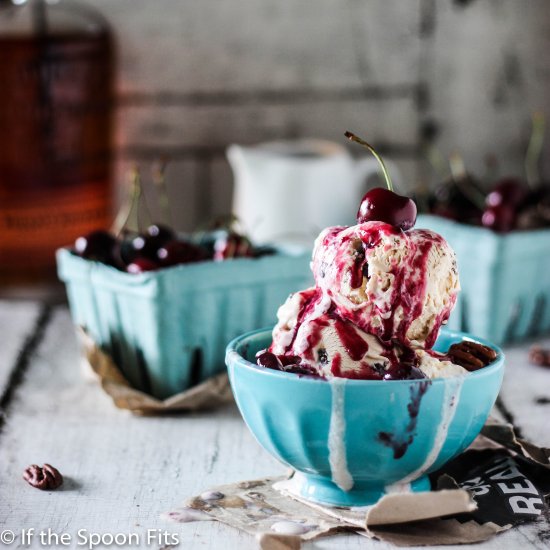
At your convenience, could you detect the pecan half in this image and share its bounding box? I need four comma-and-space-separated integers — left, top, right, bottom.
448, 341, 497, 371
529, 346, 550, 368
23, 464, 63, 490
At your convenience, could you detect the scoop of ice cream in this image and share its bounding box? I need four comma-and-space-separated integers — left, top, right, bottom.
271, 289, 389, 378
266, 218, 463, 381
311, 221, 459, 348
270, 289, 465, 380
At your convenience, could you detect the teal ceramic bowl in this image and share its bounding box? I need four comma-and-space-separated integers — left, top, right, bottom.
226, 328, 504, 506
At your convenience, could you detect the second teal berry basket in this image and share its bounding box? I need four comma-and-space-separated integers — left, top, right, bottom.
417, 214, 550, 344
57, 247, 312, 399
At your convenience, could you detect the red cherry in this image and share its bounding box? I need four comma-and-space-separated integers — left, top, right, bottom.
74, 230, 116, 263
481, 204, 516, 233
344, 132, 416, 230
430, 176, 484, 225
256, 350, 282, 370
214, 232, 254, 260
126, 257, 159, 274
146, 224, 175, 242
131, 224, 175, 260
111, 238, 139, 269
357, 188, 417, 230
157, 240, 205, 267
131, 235, 163, 260
486, 178, 526, 208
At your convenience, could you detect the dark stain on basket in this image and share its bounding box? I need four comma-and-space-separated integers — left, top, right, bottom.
189, 348, 203, 387
108, 333, 121, 370
527, 295, 547, 337
108, 332, 126, 379
107, 332, 151, 395
135, 348, 152, 396
503, 300, 522, 342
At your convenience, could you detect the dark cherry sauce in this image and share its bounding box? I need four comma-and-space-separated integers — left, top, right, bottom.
302, 316, 329, 361
319, 222, 439, 348
379, 238, 431, 345
425, 309, 451, 350
333, 317, 370, 361
378, 380, 431, 459
255, 350, 282, 370
255, 350, 321, 378
356, 222, 399, 243
325, 223, 392, 292
321, 226, 347, 248
343, 362, 385, 380
279, 354, 302, 367
282, 287, 321, 354
399, 239, 432, 342
260, 304, 428, 381
380, 345, 423, 380
349, 241, 366, 289
331, 351, 382, 379
330, 352, 342, 376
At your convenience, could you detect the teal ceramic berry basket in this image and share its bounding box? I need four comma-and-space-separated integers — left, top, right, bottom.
57, 247, 312, 399
417, 214, 550, 344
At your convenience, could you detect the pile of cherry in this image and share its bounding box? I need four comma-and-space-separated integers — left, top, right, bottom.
73, 224, 267, 274
427, 176, 550, 233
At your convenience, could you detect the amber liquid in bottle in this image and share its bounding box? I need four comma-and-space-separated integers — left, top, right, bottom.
0, 21, 113, 291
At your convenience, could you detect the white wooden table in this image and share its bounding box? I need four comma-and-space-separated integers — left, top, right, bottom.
0, 300, 549, 550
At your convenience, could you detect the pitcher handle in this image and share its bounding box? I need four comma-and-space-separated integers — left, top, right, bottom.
354, 156, 403, 193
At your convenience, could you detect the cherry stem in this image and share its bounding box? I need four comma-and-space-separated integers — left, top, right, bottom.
111, 166, 141, 236
152, 156, 174, 227
345, 131, 394, 192
111, 167, 153, 236
449, 152, 466, 181
424, 143, 448, 179
482, 153, 499, 185
449, 153, 486, 210
525, 111, 545, 189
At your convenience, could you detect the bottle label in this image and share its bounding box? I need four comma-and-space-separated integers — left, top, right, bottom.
0, 182, 110, 268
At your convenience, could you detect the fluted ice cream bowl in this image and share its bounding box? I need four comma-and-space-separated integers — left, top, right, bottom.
226, 327, 504, 507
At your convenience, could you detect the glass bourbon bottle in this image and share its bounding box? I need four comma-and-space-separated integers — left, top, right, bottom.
0, 0, 114, 297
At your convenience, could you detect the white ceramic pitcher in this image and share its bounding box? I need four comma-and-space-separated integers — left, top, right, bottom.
227, 139, 401, 246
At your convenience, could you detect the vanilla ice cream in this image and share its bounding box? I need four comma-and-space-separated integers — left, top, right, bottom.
311, 221, 459, 349
265, 220, 465, 380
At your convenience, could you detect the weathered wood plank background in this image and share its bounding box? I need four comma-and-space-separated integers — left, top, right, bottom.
88, 0, 550, 231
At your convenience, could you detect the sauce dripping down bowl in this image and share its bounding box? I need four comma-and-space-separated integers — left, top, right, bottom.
225, 327, 504, 506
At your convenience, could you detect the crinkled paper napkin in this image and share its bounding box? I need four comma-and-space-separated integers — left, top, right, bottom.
78, 328, 234, 414
164, 420, 550, 548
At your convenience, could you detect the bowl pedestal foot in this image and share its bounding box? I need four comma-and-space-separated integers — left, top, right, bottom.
284, 472, 431, 507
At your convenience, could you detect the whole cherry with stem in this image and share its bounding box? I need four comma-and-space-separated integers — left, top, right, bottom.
345, 131, 417, 230
483, 112, 546, 232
